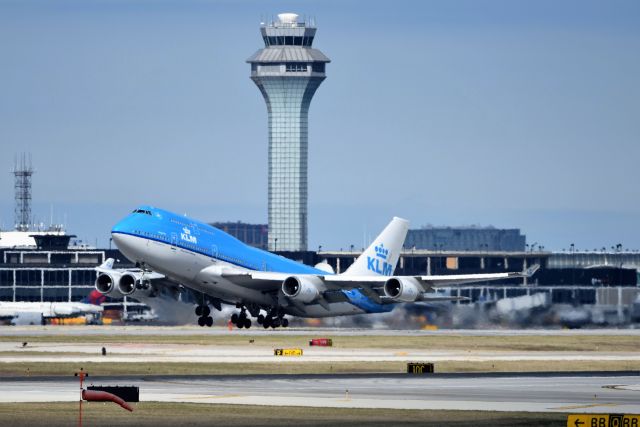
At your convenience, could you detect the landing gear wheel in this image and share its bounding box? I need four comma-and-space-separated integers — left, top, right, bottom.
257, 314, 265, 325
231, 313, 238, 324
236, 314, 247, 329
263, 317, 271, 328
282, 318, 289, 328
195, 305, 203, 316
202, 306, 211, 317
272, 318, 281, 328
244, 318, 252, 329
197, 316, 205, 327
205, 316, 213, 327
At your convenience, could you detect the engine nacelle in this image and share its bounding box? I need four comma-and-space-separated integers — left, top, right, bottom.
282, 276, 325, 303
383, 277, 422, 302
117, 273, 142, 296
95, 272, 122, 295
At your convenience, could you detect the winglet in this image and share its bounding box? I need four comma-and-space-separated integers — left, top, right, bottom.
98, 258, 115, 270
524, 264, 540, 277
343, 217, 409, 277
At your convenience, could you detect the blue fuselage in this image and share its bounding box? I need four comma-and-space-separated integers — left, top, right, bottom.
111, 206, 327, 275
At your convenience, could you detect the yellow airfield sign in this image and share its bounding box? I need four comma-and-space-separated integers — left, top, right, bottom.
274, 348, 303, 356
567, 414, 639, 427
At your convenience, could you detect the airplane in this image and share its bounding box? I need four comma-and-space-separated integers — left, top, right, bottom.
0, 290, 104, 325
95, 205, 537, 329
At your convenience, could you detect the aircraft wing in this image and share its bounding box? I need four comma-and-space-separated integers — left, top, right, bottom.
95, 258, 185, 299
96, 259, 166, 281
218, 265, 539, 304
324, 268, 536, 290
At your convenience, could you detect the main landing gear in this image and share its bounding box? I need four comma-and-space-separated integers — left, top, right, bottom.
229, 305, 289, 329
230, 307, 252, 329
195, 304, 213, 327
256, 308, 289, 329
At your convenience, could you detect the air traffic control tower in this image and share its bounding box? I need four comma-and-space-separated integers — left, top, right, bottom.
247, 13, 330, 252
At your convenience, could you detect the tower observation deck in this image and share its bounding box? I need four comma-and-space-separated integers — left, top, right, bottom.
247, 13, 330, 251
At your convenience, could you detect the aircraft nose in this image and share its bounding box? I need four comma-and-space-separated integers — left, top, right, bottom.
111, 226, 144, 262
110, 219, 131, 249
111, 232, 125, 248
111, 219, 128, 235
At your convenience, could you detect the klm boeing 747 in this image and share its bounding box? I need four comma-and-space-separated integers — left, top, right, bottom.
95, 206, 535, 328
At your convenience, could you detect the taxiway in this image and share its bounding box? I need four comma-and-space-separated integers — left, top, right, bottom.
1, 372, 639, 413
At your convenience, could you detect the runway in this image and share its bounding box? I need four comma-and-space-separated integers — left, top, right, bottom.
2, 372, 639, 413
3, 325, 640, 337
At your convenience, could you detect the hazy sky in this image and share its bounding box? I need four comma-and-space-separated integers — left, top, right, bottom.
1, 0, 639, 251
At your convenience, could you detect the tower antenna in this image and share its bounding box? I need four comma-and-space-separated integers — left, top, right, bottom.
12, 153, 34, 232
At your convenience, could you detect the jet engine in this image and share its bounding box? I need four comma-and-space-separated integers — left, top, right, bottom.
281, 276, 325, 303
383, 277, 422, 302
95, 272, 123, 295
117, 273, 142, 296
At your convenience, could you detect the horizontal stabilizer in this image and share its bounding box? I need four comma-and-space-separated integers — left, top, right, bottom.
524, 264, 540, 277
419, 296, 470, 302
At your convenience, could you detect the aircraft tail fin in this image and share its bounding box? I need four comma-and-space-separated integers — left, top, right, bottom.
343, 217, 409, 277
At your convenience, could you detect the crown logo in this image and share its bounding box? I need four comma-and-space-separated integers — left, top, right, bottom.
374, 243, 389, 260
182, 227, 191, 235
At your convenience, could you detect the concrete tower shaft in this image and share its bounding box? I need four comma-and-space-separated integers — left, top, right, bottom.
247, 13, 330, 252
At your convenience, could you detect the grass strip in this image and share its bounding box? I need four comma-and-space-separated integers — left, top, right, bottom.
1, 334, 639, 352
0, 402, 567, 426
1, 360, 639, 377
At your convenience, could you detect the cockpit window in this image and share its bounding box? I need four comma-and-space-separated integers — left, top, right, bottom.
132, 209, 152, 215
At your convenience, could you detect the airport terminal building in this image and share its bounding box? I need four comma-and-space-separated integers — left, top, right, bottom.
0, 228, 637, 326
405, 226, 526, 252
0, 232, 132, 303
